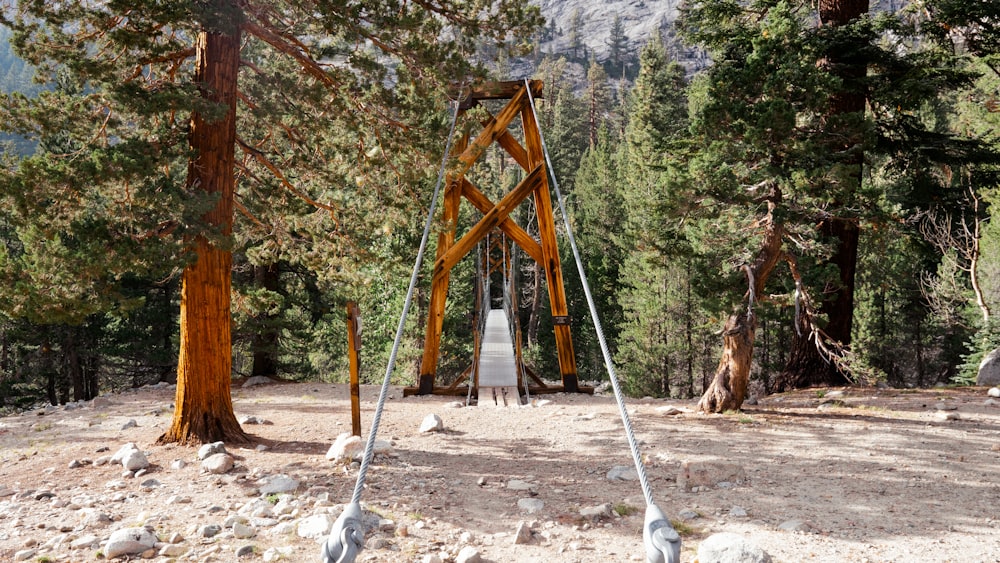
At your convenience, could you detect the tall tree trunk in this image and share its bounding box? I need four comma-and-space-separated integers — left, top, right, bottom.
159, 4, 249, 445
775, 0, 867, 391
250, 263, 280, 378
66, 328, 84, 402
699, 202, 784, 412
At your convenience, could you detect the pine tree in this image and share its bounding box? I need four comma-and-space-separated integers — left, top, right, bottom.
0, 0, 542, 443
677, 0, 994, 410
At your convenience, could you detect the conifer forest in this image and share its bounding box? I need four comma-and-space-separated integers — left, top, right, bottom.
0, 0, 998, 428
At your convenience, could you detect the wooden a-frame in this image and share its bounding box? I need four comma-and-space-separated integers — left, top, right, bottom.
405, 80, 588, 397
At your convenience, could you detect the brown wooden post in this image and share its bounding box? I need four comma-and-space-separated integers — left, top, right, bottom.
346, 301, 362, 436
520, 98, 579, 392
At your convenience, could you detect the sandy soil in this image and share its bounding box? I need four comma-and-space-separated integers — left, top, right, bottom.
1, 381, 999, 562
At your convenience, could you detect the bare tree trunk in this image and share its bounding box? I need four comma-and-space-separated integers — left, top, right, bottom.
699, 202, 784, 413
159, 4, 249, 445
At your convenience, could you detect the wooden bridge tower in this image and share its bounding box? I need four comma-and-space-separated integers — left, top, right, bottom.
405, 80, 589, 397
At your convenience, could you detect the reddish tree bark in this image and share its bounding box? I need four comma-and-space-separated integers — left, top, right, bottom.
159, 5, 250, 445
774, 0, 868, 391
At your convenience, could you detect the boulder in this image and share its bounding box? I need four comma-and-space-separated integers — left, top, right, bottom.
978, 348, 1000, 386
326, 433, 364, 463
419, 414, 444, 433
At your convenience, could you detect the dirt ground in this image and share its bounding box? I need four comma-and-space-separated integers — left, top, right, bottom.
1, 381, 999, 562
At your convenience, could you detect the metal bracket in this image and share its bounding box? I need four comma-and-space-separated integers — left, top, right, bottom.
643, 504, 681, 563
321, 502, 365, 563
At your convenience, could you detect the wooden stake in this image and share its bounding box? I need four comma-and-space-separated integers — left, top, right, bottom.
347, 301, 362, 437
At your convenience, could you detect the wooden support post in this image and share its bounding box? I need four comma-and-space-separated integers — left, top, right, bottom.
521, 98, 579, 392
346, 301, 362, 437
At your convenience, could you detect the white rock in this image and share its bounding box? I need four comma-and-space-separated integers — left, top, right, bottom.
606, 465, 638, 481
422, 555, 443, 563
697, 532, 772, 563
326, 433, 364, 463
533, 399, 552, 407
444, 401, 465, 408
729, 506, 749, 517
989, 387, 1000, 398
297, 514, 335, 539
419, 413, 444, 433
455, 546, 482, 563
110, 442, 140, 464
202, 453, 235, 474
936, 411, 960, 421
105, 527, 159, 559
517, 498, 545, 513
259, 475, 299, 495
580, 503, 612, 520
13, 549, 36, 561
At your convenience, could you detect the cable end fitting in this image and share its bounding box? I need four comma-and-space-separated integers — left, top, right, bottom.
643, 503, 681, 563
321, 502, 365, 563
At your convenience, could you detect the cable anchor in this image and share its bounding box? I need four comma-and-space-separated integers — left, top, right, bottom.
321, 502, 365, 563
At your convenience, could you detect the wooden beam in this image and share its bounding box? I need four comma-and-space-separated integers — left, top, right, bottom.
459, 79, 543, 109
461, 179, 543, 264
346, 301, 362, 437
431, 165, 544, 283
454, 86, 528, 180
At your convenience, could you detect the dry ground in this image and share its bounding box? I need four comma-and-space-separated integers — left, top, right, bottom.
1, 381, 999, 562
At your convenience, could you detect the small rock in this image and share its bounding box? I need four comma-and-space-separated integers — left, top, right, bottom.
444, 401, 465, 408
778, 519, 813, 532
159, 544, 188, 557
200, 524, 222, 538
259, 475, 299, 495
729, 506, 749, 517
419, 413, 444, 433
936, 411, 960, 421
242, 375, 274, 388
580, 503, 612, 521
606, 465, 638, 481
506, 479, 534, 491
233, 522, 256, 539
455, 546, 482, 563
70, 534, 100, 549
989, 387, 1000, 398
105, 527, 159, 559
934, 402, 958, 411
198, 441, 227, 460
514, 521, 533, 545
297, 514, 334, 539
697, 532, 772, 563
120, 418, 138, 430
170, 459, 186, 470
326, 433, 364, 463
202, 453, 235, 474
517, 498, 544, 513
678, 508, 700, 520
656, 406, 684, 416
678, 460, 745, 491
422, 555, 443, 563
236, 544, 256, 557
239, 415, 271, 425
263, 546, 294, 562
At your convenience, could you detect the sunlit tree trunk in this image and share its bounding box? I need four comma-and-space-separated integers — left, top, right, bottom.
159, 3, 249, 445
699, 202, 784, 413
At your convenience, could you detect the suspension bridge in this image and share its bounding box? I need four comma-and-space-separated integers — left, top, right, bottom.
322, 80, 681, 563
